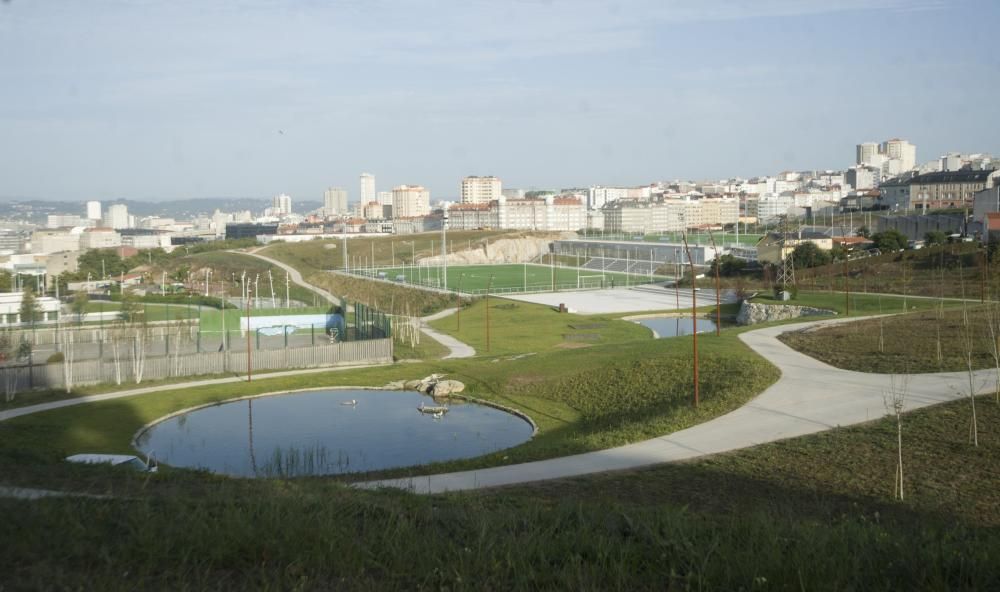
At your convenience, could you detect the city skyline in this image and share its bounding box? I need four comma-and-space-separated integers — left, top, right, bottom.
2, 0, 999, 202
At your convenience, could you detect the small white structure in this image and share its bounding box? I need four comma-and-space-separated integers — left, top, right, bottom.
0, 292, 61, 325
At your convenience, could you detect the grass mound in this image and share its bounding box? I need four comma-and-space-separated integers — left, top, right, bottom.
778, 305, 998, 373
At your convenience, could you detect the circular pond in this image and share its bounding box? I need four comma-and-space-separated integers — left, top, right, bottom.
134, 389, 533, 477
636, 316, 717, 338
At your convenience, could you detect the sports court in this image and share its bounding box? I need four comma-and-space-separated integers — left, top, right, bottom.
505, 285, 732, 315
359, 263, 670, 295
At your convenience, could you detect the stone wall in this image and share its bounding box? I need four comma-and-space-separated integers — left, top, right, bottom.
736, 301, 836, 326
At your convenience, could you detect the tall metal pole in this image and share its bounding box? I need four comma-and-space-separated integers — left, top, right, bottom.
456, 273, 464, 332
441, 209, 448, 290
681, 232, 699, 408
485, 274, 494, 352
707, 229, 722, 336
246, 286, 252, 382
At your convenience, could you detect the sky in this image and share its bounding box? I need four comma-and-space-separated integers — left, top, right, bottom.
1, 0, 999, 203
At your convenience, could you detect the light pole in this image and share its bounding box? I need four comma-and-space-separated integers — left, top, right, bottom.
456, 273, 464, 332
246, 286, 252, 381
485, 274, 494, 353
681, 232, 699, 408
707, 229, 722, 336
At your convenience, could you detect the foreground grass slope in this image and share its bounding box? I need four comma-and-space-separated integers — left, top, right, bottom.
3, 397, 998, 590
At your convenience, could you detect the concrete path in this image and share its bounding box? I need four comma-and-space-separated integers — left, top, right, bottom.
359, 316, 997, 494
241, 250, 341, 306
419, 308, 476, 359
0, 485, 111, 500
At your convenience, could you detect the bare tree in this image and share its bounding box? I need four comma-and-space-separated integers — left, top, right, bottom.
110, 324, 124, 386
883, 374, 908, 501
984, 300, 1000, 403
130, 321, 147, 384
0, 333, 16, 402
60, 325, 75, 393
959, 268, 980, 447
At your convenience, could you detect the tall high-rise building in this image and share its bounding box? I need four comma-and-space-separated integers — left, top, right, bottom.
360, 172, 375, 204
102, 204, 129, 229
376, 191, 393, 206
391, 185, 431, 218
856, 142, 880, 166
86, 200, 101, 221
323, 188, 348, 216
881, 139, 917, 171
272, 193, 292, 215
461, 176, 502, 204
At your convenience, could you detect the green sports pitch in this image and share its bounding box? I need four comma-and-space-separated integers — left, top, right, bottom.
360, 263, 670, 294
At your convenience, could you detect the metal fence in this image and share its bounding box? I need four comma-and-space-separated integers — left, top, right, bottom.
0, 338, 393, 394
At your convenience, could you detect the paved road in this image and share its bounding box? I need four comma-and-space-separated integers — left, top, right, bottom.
242, 250, 341, 306
358, 315, 997, 493
419, 308, 476, 359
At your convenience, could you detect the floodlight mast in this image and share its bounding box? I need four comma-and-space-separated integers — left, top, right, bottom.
680, 232, 699, 408
246, 286, 252, 382
706, 229, 722, 336
485, 274, 494, 352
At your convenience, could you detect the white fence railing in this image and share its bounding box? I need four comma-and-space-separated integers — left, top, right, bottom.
0, 338, 393, 394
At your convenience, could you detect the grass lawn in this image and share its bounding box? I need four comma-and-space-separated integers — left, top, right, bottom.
369, 263, 665, 294
428, 297, 651, 356
779, 305, 1000, 373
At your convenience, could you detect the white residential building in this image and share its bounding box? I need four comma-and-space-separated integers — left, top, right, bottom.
746, 194, 796, 223
587, 186, 629, 210
602, 198, 738, 233
447, 196, 586, 231
846, 166, 879, 191
46, 214, 85, 228
86, 200, 102, 221
377, 191, 393, 206
30, 229, 82, 255
324, 188, 349, 216
272, 193, 292, 215
881, 139, 916, 171
391, 185, 431, 218
461, 176, 502, 204
360, 172, 376, 204
856, 142, 880, 166
79, 228, 122, 250
102, 204, 130, 229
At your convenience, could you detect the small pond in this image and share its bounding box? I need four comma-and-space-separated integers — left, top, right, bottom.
636, 317, 717, 338
134, 389, 533, 477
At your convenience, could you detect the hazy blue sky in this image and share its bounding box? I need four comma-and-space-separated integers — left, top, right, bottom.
2, 0, 998, 203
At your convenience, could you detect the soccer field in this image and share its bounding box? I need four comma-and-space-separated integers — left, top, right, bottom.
366, 263, 669, 294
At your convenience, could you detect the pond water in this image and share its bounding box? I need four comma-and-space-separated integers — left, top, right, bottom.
134, 389, 533, 477
636, 317, 718, 338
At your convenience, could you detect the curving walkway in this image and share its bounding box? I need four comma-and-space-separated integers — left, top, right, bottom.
419, 308, 476, 359
241, 249, 341, 306
242, 249, 477, 358
358, 316, 998, 494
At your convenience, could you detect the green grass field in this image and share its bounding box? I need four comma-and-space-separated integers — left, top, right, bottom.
366, 263, 667, 294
